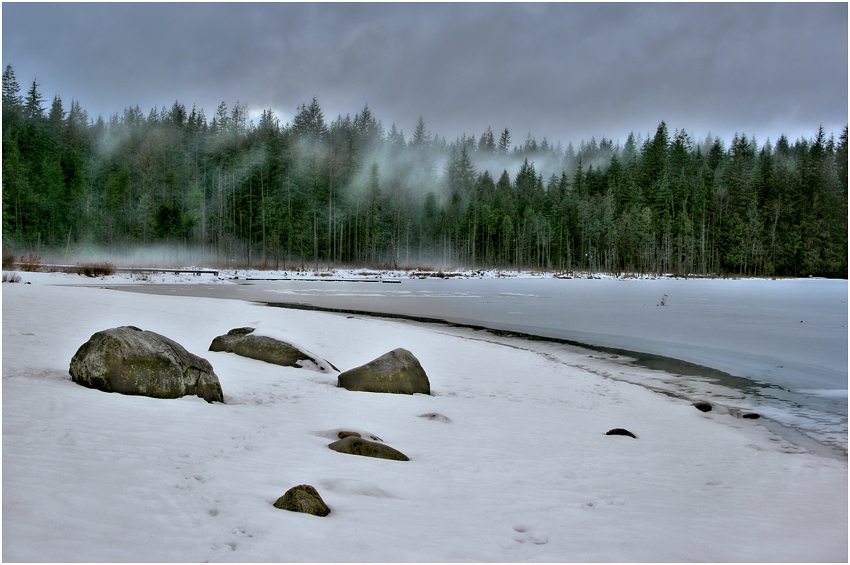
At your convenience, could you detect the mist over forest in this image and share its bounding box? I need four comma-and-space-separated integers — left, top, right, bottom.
3, 65, 847, 277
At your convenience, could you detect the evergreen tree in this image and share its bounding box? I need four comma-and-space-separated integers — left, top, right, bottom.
498, 128, 511, 155
2, 64, 23, 109
411, 115, 428, 147
24, 79, 45, 121
292, 97, 328, 145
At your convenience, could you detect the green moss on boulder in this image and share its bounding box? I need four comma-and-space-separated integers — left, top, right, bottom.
273, 485, 331, 516
328, 436, 409, 461
337, 348, 429, 394
209, 327, 336, 372
69, 326, 223, 403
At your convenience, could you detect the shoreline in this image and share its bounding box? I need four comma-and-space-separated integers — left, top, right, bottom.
90, 271, 848, 459
261, 300, 849, 461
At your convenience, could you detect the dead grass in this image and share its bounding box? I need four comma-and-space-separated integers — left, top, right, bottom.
74, 262, 116, 277
2, 271, 22, 283
2, 251, 16, 270
18, 254, 41, 272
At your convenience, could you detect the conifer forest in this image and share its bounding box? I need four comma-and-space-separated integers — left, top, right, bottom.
3, 65, 847, 277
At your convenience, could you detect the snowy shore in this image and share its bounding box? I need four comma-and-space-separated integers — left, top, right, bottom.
2, 272, 847, 562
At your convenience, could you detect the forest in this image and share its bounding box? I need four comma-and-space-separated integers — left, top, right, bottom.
2, 65, 847, 277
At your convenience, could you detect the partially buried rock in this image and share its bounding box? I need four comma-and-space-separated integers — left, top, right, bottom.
69, 326, 223, 403
328, 436, 409, 461
273, 485, 331, 517
337, 348, 430, 394
209, 327, 337, 371
693, 401, 713, 413
418, 412, 452, 423
742, 413, 761, 419
606, 428, 637, 438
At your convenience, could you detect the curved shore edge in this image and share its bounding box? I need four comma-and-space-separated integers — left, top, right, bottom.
263, 300, 848, 460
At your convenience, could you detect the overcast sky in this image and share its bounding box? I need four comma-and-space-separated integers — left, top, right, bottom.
3, 2, 847, 148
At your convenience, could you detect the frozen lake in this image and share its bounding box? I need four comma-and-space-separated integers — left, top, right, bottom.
110, 276, 848, 454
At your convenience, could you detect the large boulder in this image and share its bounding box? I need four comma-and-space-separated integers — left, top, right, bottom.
69, 326, 223, 403
209, 327, 336, 372
337, 348, 430, 394
273, 485, 331, 517
328, 436, 409, 461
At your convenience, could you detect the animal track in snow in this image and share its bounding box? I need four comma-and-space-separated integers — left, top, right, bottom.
501, 524, 549, 548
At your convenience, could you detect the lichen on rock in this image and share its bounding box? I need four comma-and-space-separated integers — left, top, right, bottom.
69, 326, 223, 403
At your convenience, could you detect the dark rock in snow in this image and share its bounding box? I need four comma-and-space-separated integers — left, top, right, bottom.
418, 412, 452, 423
273, 485, 331, 517
69, 326, 223, 403
209, 327, 337, 371
606, 428, 637, 438
328, 436, 409, 461
337, 348, 430, 394
693, 402, 713, 413
337, 431, 361, 439
742, 413, 761, 419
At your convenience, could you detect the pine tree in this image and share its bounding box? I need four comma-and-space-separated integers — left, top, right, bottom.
477, 127, 496, 153
2, 64, 23, 109
24, 79, 44, 121
387, 123, 406, 153
411, 115, 428, 147
498, 128, 511, 155
47, 95, 66, 134
292, 97, 328, 145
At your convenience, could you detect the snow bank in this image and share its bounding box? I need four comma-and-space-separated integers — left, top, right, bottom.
2, 273, 847, 561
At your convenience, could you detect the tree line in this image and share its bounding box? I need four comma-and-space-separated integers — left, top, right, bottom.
3, 64, 847, 277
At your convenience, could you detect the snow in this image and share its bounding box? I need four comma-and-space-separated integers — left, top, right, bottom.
2, 272, 848, 562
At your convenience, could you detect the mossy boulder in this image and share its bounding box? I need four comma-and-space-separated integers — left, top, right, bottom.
337, 348, 430, 394
69, 326, 223, 403
328, 436, 409, 461
273, 485, 331, 517
209, 327, 336, 372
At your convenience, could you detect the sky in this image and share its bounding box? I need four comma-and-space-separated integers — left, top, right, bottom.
2, 2, 847, 148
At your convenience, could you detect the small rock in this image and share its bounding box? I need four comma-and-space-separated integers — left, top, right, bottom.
693, 402, 713, 413
742, 413, 761, 419
273, 485, 331, 517
328, 436, 409, 461
605, 428, 637, 438
418, 412, 452, 423
337, 431, 361, 439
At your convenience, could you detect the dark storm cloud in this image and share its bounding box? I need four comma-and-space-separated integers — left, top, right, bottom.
3, 2, 846, 146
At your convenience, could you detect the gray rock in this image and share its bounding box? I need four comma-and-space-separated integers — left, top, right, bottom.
209, 327, 337, 372
418, 412, 452, 423
273, 485, 331, 517
328, 436, 409, 461
69, 326, 223, 403
337, 348, 430, 394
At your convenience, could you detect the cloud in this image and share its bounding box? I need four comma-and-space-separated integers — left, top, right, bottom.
2, 3, 846, 146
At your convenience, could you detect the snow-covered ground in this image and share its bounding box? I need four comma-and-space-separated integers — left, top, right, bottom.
2, 272, 848, 562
